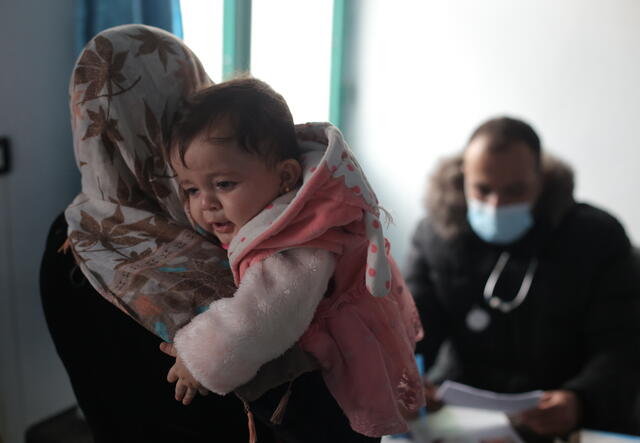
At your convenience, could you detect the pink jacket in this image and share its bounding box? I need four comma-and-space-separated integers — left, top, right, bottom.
227, 123, 425, 436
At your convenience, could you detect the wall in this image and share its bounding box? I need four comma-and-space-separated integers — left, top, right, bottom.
0, 1, 78, 441
348, 0, 640, 268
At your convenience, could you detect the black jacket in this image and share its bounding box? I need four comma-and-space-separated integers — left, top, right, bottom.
40, 213, 378, 443
406, 155, 640, 434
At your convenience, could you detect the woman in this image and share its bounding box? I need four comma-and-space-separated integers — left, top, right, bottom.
41, 24, 375, 443
41, 24, 270, 443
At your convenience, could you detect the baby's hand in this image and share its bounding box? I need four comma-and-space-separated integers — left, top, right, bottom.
168, 357, 208, 405
160, 342, 209, 405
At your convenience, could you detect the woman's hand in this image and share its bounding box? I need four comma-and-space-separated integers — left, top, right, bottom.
513, 390, 581, 436
160, 342, 209, 405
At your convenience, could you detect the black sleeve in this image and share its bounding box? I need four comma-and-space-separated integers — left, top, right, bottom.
561, 217, 640, 434
39, 213, 264, 443
404, 218, 451, 370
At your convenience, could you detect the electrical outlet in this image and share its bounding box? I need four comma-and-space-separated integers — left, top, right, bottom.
0, 137, 9, 174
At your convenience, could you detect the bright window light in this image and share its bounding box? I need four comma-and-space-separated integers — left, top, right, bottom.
251, 0, 334, 124
180, 0, 224, 83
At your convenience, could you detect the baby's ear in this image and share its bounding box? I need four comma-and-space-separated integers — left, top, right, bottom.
278, 159, 302, 192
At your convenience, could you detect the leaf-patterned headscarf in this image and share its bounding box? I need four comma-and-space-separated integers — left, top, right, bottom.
65, 24, 236, 342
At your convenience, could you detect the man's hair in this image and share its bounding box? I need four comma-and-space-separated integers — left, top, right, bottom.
467, 116, 542, 165
170, 76, 300, 166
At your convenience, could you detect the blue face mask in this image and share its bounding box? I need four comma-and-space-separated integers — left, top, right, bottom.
466, 199, 534, 244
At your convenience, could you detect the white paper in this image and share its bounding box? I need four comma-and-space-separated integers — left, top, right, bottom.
436, 381, 543, 414
382, 405, 524, 443
580, 430, 640, 443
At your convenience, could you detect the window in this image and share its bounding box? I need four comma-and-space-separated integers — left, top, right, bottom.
180, 0, 224, 83
180, 0, 334, 123
251, 0, 333, 124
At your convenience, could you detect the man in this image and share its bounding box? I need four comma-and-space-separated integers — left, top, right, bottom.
407, 116, 640, 438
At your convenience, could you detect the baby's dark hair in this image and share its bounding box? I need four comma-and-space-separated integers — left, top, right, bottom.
468, 116, 542, 166
170, 76, 300, 166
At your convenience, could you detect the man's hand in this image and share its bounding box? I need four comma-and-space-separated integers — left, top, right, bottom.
160, 342, 209, 405
514, 390, 581, 436
423, 379, 444, 412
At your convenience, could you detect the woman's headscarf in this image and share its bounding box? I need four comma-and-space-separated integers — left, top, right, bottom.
65, 24, 235, 342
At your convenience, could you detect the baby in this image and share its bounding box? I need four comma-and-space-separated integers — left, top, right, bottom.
164, 77, 424, 439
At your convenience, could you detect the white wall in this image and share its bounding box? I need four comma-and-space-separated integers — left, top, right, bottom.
348, 0, 640, 268
251, 0, 333, 124
0, 1, 78, 442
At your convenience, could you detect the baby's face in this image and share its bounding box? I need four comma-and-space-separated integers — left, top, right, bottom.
171, 129, 284, 245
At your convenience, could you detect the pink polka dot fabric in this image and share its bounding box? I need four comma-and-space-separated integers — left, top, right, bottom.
228, 123, 392, 298
224, 123, 424, 437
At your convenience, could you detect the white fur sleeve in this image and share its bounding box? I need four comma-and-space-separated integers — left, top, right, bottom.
173, 248, 335, 395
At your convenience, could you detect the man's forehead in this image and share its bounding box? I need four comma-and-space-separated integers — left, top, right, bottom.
465, 140, 538, 171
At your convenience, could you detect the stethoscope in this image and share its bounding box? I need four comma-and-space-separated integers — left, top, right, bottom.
466, 251, 539, 331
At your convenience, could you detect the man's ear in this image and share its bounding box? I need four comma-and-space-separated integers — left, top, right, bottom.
278, 159, 302, 193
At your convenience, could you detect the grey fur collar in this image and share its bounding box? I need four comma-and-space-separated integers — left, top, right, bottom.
425, 154, 575, 240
